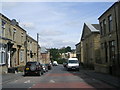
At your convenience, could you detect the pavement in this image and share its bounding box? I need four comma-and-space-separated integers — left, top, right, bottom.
80, 68, 120, 88
1, 72, 23, 84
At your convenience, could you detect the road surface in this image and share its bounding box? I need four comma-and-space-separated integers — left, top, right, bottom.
2, 65, 115, 89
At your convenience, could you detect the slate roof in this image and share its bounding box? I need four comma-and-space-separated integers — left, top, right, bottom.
85, 22, 100, 32
81, 22, 100, 41
41, 47, 48, 53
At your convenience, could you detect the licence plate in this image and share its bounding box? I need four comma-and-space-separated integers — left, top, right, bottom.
72, 67, 76, 69
26, 68, 29, 70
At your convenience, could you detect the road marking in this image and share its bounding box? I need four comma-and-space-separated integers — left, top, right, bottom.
49, 80, 55, 83
92, 79, 96, 80
14, 80, 18, 82
24, 80, 30, 83
73, 72, 76, 73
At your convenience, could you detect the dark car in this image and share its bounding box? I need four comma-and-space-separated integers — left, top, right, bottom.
24, 62, 44, 76
63, 62, 67, 67
45, 63, 52, 70
41, 64, 48, 72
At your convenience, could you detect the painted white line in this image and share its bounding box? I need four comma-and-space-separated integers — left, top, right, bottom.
73, 72, 77, 73
14, 80, 18, 82
49, 80, 55, 83
24, 80, 30, 83
92, 79, 96, 80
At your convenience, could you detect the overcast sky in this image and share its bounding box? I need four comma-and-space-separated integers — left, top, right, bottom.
1, 1, 116, 49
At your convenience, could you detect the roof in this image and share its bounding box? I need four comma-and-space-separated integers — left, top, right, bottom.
0, 13, 26, 32
0, 13, 11, 22
68, 58, 78, 60
27, 34, 37, 43
75, 42, 80, 46
80, 22, 100, 41
0, 36, 12, 41
98, 2, 119, 19
85, 22, 100, 32
41, 47, 48, 53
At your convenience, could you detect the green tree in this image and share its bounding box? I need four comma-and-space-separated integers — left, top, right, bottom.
49, 48, 60, 62
65, 46, 72, 53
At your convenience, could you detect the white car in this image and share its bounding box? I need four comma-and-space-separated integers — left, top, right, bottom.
53, 61, 58, 66
66, 58, 80, 71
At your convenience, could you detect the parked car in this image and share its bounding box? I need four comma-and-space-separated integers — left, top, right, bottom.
24, 61, 44, 76
45, 63, 52, 70
53, 61, 58, 66
41, 64, 48, 72
66, 58, 80, 71
63, 62, 67, 67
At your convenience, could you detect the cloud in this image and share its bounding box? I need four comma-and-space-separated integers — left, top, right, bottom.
1, 0, 118, 2
40, 37, 76, 49
64, 20, 81, 27
2, 2, 19, 9
39, 29, 65, 36
20, 22, 35, 30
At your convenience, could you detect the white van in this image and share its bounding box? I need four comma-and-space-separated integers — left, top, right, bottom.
66, 58, 80, 71
53, 61, 58, 66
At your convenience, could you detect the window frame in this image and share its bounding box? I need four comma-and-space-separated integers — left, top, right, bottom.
0, 47, 6, 65
108, 15, 113, 32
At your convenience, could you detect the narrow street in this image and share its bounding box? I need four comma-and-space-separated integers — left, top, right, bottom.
2, 65, 116, 89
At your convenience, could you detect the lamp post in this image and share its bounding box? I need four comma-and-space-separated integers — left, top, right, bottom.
37, 33, 39, 62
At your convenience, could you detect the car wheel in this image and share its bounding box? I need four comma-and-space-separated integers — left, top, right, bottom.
77, 69, 79, 71
38, 71, 42, 76
24, 73, 28, 76
30, 65, 36, 71
41, 70, 44, 75
67, 68, 69, 71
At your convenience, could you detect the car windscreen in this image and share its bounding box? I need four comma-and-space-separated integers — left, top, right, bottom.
26, 62, 37, 66
68, 60, 78, 63
42, 64, 45, 66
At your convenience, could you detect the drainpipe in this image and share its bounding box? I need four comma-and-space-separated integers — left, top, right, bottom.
37, 33, 39, 62
114, 3, 120, 70
25, 35, 27, 63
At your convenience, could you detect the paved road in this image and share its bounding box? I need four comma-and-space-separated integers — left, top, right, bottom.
2, 65, 116, 89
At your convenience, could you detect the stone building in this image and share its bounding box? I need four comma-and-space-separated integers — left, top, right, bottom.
0, 13, 12, 73
97, 1, 120, 76
26, 35, 38, 62
10, 20, 27, 70
81, 22, 100, 69
40, 47, 50, 64
0, 13, 42, 74
75, 42, 80, 61
0, 13, 27, 73
75, 41, 84, 65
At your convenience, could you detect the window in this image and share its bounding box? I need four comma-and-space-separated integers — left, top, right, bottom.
109, 41, 115, 61
13, 28, 16, 40
9, 28, 12, 36
101, 43, 104, 49
103, 19, 106, 34
2, 20, 6, 37
0, 48, 6, 64
21, 33, 24, 44
100, 22, 103, 35
104, 42, 108, 62
108, 15, 112, 32
20, 50, 24, 62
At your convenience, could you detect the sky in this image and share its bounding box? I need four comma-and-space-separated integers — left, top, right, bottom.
1, 1, 116, 49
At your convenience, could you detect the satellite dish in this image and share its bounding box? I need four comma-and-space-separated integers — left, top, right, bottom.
11, 19, 18, 26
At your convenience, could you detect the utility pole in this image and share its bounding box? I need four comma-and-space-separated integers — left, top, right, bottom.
37, 33, 39, 62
